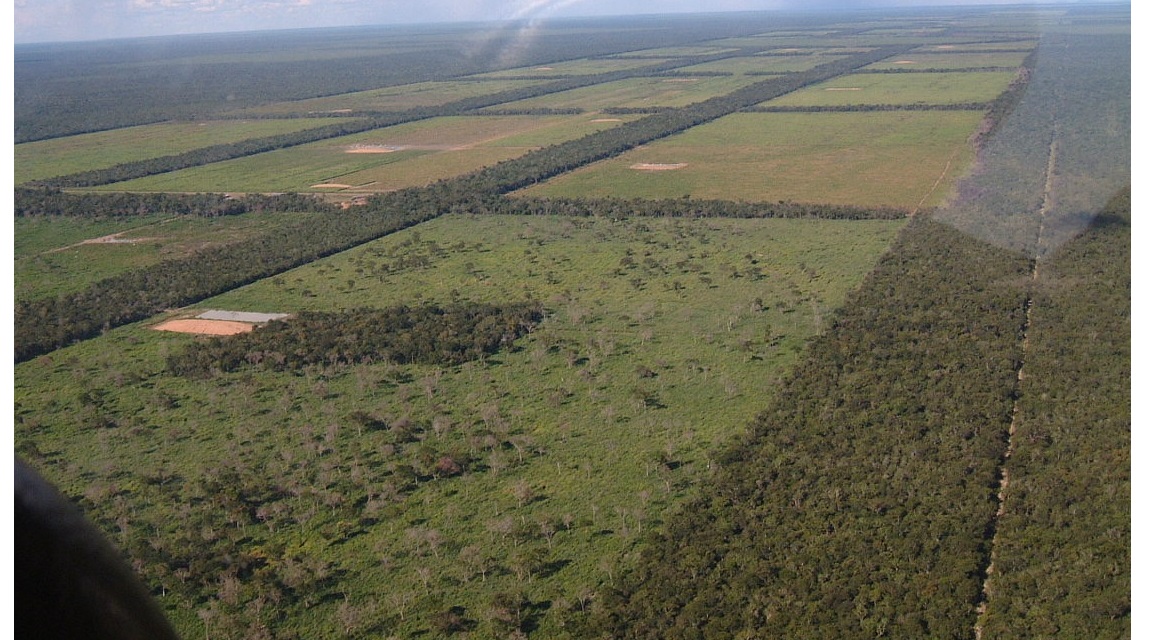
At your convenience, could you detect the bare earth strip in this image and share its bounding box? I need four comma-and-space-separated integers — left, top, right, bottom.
631, 163, 688, 171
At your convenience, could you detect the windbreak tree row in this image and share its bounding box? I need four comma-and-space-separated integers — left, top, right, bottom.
577, 215, 1033, 639
166, 302, 544, 377
14, 187, 338, 218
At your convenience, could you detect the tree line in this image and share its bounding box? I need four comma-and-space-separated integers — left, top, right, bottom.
166, 301, 544, 377
15, 187, 337, 218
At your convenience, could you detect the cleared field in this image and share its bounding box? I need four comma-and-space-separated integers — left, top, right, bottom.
232, 79, 552, 116
487, 75, 762, 111
518, 111, 984, 208
16, 213, 903, 637
93, 115, 629, 193
16, 211, 316, 301
914, 40, 1038, 52
679, 54, 850, 74
865, 50, 1030, 70
14, 118, 353, 184
467, 57, 669, 78
610, 46, 739, 57
764, 71, 1016, 106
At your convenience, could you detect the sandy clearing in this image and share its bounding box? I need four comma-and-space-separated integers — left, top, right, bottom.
631, 163, 688, 171
893, 60, 917, 64
153, 319, 255, 335
345, 144, 404, 154
825, 87, 863, 91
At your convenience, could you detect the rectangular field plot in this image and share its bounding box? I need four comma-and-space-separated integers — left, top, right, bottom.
232, 79, 552, 116
16, 211, 315, 301
15, 118, 353, 185
914, 41, 1037, 52
467, 57, 669, 78
487, 76, 762, 111
93, 115, 629, 194
764, 71, 1015, 106
677, 54, 849, 74
609, 46, 740, 58
865, 51, 1030, 70
517, 111, 984, 209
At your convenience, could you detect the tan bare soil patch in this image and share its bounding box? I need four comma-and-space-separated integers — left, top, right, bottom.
345, 144, 404, 153
893, 60, 917, 64
631, 163, 688, 171
825, 87, 863, 91
153, 319, 255, 335
591, 118, 623, 122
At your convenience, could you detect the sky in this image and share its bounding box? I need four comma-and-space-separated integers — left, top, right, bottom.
12, 0, 1096, 44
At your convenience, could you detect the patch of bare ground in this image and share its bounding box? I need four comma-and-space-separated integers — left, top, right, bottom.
591, 118, 622, 122
630, 163, 688, 171
310, 183, 353, 188
345, 144, 403, 153
825, 87, 862, 91
153, 319, 254, 335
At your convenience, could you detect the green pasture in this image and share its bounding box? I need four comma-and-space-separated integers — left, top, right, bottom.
518, 111, 983, 209
467, 57, 669, 78
865, 51, 1030, 70
764, 71, 1016, 106
15, 212, 317, 302
912, 40, 1038, 52
15, 213, 903, 637
609, 46, 739, 57
14, 118, 352, 185
678, 54, 848, 74
231, 79, 552, 116
488, 75, 762, 111
92, 115, 625, 194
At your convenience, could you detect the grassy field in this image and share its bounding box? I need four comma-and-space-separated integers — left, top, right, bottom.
230, 79, 553, 116
92, 115, 629, 194
486, 76, 763, 111
518, 110, 984, 208
678, 53, 851, 74
468, 57, 670, 78
14, 119, 353, 184
15, 213, 904, 638
864, 50, 1031, 70
15, 212, 318, 301
764, 70, 1017, 106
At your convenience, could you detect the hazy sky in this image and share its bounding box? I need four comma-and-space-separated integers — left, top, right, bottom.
13, 0, 1076, 44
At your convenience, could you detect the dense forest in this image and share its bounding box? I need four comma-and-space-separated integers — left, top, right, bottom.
977, 190, 1130, 638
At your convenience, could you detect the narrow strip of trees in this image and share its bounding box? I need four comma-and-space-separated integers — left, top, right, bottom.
166, 302, 544, 377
